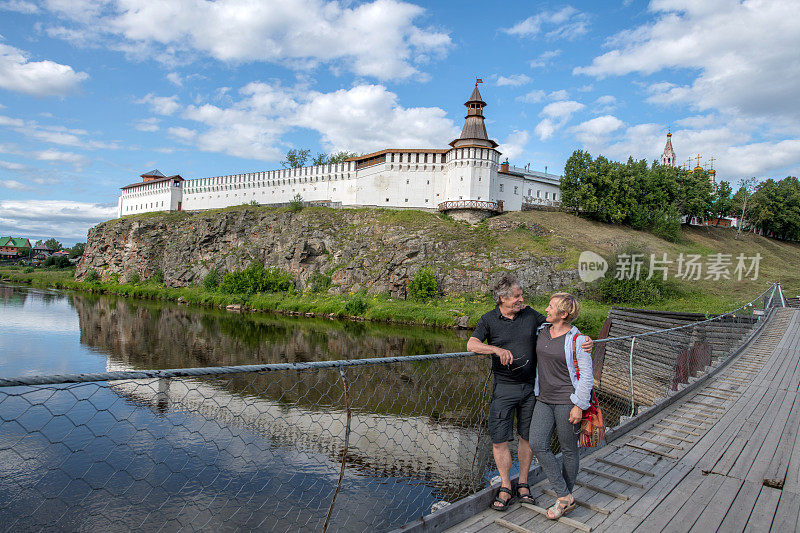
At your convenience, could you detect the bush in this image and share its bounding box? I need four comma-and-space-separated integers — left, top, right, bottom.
343, 293, 369, 315
203, 268, 222, 290
288, 194, 303, 212
23, 266, 34, 273
308, 272, 332, 293
152, 270, 165, 284
594, 243, 677, 305
110, 272, 120, 284
650, 206, 682, 243
129, 272, 141, 284
85, 269, 99, 283
43, 255, 72, 268
408, 266, 438, 301
218, 263, 295, 295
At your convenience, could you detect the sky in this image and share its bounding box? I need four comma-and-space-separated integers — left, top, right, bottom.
1, 0, 799, 244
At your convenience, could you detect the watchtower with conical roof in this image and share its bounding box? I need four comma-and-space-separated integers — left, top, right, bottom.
439, 81, 502, 220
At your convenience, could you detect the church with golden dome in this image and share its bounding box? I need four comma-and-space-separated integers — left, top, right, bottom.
659, 129, 717, 190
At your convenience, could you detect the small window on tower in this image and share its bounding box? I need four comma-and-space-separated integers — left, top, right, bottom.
499, 184, 504, 192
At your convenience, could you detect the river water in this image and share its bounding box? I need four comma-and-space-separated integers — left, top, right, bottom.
0, 284, 497, 532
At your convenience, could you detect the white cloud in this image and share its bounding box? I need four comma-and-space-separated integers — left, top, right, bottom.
541, 100, 585, 119
0, 43, 88, 97
137, 94, 180, 115
32, 148, 86, 167
43, 0, 451, 81
504, 7, 589, 40
166, 72, 182, 86
498, 130, 530, 161
496, 74, 531, 87
594, 95, 617, 113
0, 115, 118, 150
572, 115, 624, 145
585, 121, 800, 179
0, 199, 117, 240
530, 49, 561, 68
0, 179, 29, 190
535, 100, 585, 141
518, 89, 545, 104
133, 117, 160, 132
293, 84, 458, 153
0, 0, 39, 13
534, 119, 557, 141
548, 89, 569, 101
160, 82, 459, 160
575, 0, 800, 124
167, 126, 197, 142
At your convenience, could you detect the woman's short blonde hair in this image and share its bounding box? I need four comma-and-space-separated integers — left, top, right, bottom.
551, 292, 581, 323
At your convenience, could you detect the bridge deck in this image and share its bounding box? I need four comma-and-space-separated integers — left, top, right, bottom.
447, 308, 800, 533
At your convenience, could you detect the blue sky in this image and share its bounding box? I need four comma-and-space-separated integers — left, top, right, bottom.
1, 0, 799, 243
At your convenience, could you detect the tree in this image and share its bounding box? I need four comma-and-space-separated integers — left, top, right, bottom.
328, 151, 358, 164
281, 148, 310, 168
69, 242, 85, 258
311, 151, 358, 166
560, 150, 594, 215
710, 181, 733, 225
733, 177, 758, 239
43, 238, 62, 251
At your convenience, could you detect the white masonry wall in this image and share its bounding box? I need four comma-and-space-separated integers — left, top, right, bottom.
118, 180, 179, 217
119, 153, 563, 217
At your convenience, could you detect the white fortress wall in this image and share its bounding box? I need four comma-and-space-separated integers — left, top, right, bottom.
117, 85, 567, 217
119, 179, 178, 216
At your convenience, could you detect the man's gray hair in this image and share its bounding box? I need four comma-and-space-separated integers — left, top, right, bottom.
493, 273, 521, 305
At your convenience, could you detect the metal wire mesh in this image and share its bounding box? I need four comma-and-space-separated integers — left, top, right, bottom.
0, 355, 493, 532
592, 283, 782, 427
0, 283, 784, 532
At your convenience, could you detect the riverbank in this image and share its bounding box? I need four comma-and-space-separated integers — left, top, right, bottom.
0, 267, 612, 337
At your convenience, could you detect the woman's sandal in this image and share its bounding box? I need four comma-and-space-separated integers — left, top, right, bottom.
546, 495, 576, 519
490, 486, 514, 511
516, 483, 536, 505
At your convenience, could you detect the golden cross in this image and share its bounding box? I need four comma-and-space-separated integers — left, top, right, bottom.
695, 154, 702, 167
708, 156, 716, 170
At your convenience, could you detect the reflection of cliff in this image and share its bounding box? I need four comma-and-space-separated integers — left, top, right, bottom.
107, 359, 492, 500
74, 293, 488, 419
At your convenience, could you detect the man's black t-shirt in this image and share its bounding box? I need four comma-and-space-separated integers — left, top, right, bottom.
471, 306, 547, 384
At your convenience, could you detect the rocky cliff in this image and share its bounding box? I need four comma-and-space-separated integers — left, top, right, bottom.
76, 206, 580, 297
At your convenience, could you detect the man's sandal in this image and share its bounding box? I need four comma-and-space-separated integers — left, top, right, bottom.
516, 483, 536, 505
490, 486, 514, 511
546, 495, 575, 519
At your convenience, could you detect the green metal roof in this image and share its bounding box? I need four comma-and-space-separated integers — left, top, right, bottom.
0, 237, 31, 248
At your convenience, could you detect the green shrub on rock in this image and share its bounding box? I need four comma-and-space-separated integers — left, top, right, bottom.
343, 293, 368, 315
218, 264, 295, 295
309, 272, 332, 293
203, 268, 222, 290
409, 266, 438, 301
85, 269, 99, 282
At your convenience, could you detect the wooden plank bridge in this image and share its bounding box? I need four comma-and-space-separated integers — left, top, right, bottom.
427, 307, 800, 533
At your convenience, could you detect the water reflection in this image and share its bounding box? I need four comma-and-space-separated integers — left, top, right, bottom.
0, 286, 495, 532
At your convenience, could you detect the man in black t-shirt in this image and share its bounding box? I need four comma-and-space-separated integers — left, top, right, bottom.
467, 275, 592, 511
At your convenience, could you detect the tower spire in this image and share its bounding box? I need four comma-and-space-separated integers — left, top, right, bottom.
450, 80, 498, 148
660, 128, 675, 167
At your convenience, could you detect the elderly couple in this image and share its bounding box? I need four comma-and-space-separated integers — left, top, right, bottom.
466, 274, 594, 520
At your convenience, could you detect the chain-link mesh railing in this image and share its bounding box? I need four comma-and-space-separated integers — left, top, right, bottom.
0, 283, 785, 532
592, 282, 783, 427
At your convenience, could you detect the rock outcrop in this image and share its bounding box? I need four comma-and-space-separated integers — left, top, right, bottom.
76, 206, 580, 298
